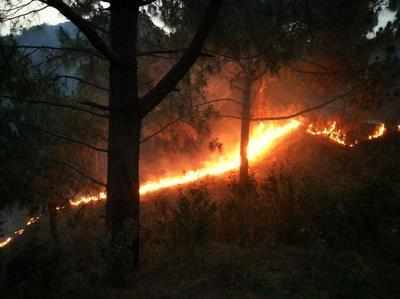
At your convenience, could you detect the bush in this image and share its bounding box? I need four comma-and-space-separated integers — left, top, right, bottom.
170, 188, 217, 250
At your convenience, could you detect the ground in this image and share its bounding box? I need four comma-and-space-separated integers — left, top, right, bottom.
1, 130, 400, 299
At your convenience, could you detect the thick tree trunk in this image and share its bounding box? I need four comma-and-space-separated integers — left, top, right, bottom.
239, 75, 252, 188
106, 1, 140, 278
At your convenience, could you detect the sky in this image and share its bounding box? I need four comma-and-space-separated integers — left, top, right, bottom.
0, 0, 169, 35
0, 0, 397, 37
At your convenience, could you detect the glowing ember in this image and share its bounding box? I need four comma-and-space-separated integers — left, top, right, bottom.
0, 216, 41, 249
26, 217, 40, 226
15, 229, 24, 236
0, 237, 12, 248
368, 123, 386, 140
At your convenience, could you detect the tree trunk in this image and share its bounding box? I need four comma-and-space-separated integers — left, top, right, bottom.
106, 1, 140, 280
239, 75, 252, 188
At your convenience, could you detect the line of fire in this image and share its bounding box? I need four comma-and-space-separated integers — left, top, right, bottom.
0, 118, 393, 249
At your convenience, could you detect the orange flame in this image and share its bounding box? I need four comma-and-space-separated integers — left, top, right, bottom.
0, 120, 301, 249
307, 121, 387, 147
1, 119, 392, 249
306, 121, 350, 146
0, 216, 40, 248
68, 120, 301, 203
368, 123, 386, 140
0, 237, 12, 248
139, 120, 302, 195
69, 192, 107, 207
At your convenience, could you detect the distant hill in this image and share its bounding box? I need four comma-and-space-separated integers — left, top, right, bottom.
17, 21, 77, 47
16, 22, 77, 64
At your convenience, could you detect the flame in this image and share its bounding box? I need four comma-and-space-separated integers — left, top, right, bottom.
368, 123, 386, 140
139, 120, 302, 195
66, 121, 301, 202
0, 120, 301, 249
306, 121, 350, 146
0, 217, 40, 248
0, 237, 12, 248
69, 192, 107, 207
26, 216, 40, 226
307, 121, 387, 147
1, 119, 393, 249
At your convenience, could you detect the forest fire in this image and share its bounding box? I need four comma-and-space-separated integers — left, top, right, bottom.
306, 121, 350, 146
0, 119, 389, 249
68, 120, 301, 200
0, 120, 301, 248
139, 120, 302, 195
307, 121, 387, 147
0, 217, 39, 248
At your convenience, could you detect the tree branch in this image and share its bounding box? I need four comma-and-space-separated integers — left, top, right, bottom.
140, 117, 181, 143
9, 45, 106, 60
194, 98, 243, 107
49, 158, 107, 187
2, 5, 49, 21
0, 0, 35, 13
40, 0, 119, 63
138, 0, 158, 6
54, 75, 109, 92
139, 0, 223, 118
21, 123, 109, 153
0, 95, 109, 118
78, 100, 109, 111
220, 88, 358, 122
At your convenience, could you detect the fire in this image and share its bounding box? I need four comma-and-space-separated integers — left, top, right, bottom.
0, 217, 40, 248
139, 120, 302, 195
1, 118, 393, 249
0, 237, 12, 248
307, 121, 387, 147
368, 123, 386, 140
306, 121, 350, 146
67, 120, 301, 198
69, 192, 107, 207
0, 120, 301, 249
66, 121, 302, 201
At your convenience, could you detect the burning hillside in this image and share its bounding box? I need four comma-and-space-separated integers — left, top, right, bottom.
0, 119, 301, 248
1, 116, 395, 249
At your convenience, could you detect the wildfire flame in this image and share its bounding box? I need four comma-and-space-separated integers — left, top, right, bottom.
0, 120, 301, 248
139, 120, 302, 195
0, 217, 40, 248
307, 121, 387, 147
0, 119, 390, 249
306, 121, 350, 146
368, 123, 386, 140
69, 192, 107, 207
